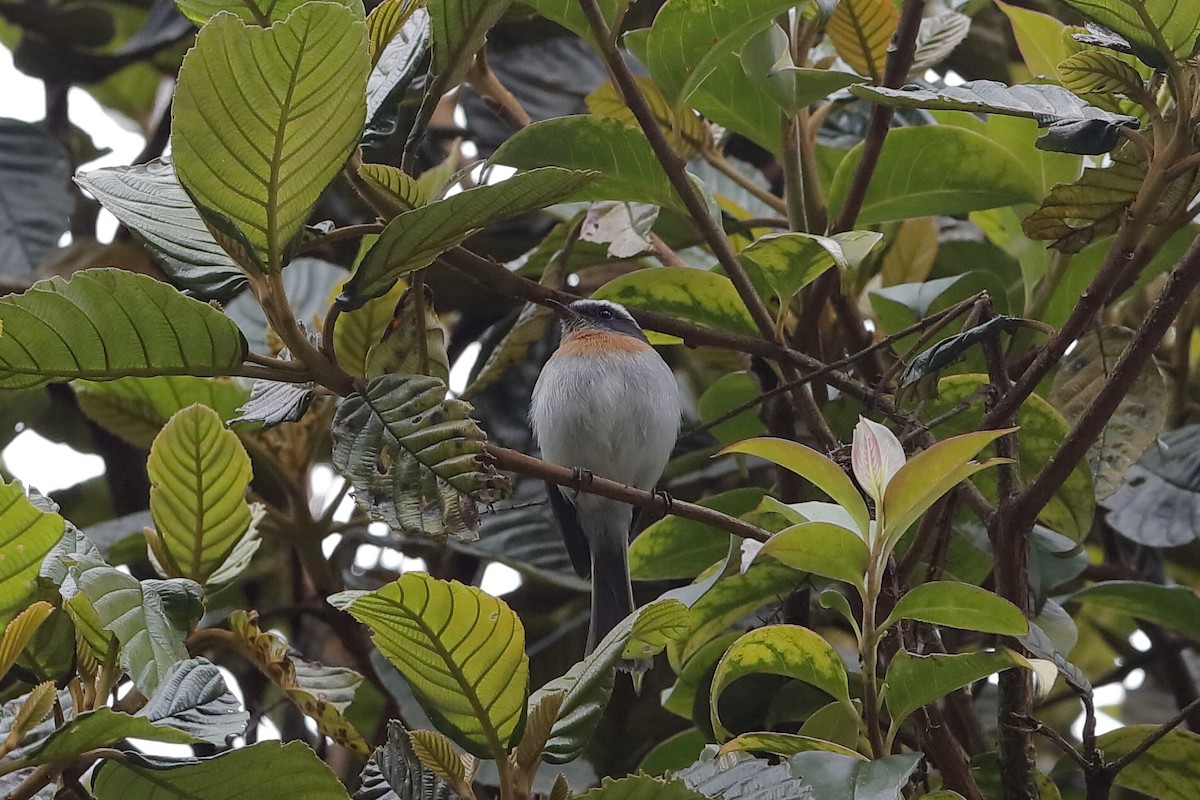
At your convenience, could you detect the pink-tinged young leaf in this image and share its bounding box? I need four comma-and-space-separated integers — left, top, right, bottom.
851, 416, 906, 505
719, 438, 870, 537
882, 428, 1016, 547
758, 522, 869, 591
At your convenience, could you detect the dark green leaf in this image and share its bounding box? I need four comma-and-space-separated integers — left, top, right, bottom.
137, 657, 248, 745
0, 119, 71, 280
28, 707, 196, 766
330, 374, 509, 538
1072, 581, 1200, 642
883, 649, 1025, 729
852, 81, 1139, 154
1021, 146, 1144, 253
75, 159, 245, 300
367, 6, 430, 136
757, 522, 869, 589
900, 316, 1024, 388
355, 721, 461, 800
579, 775, 707, 800
0, 269, 248, 390
92, 741, 350, 799
884, 581, 1027, 635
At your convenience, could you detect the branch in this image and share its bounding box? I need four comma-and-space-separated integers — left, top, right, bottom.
466, 49, 534, 130
485, 444, 771, 542
1109, 696, 1200, 775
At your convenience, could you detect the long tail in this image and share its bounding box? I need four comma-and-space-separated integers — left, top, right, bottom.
585, 501, 636, 655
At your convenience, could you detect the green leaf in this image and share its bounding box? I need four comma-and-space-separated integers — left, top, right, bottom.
909, 12, 973, 75
27, 707, 197, 766
137, 657, 249, 745
0, 484, 64, 628
492, 118, 677, 210
0, 269, 248, 390
359, 164, 427, 213
0, 602, 54, 679
883, 649, 1025, 730
882, 427, 1014, 545
791, 752, 922, 800
73, 375, 249, 450
172, 0, 363, 26
587, 77, 708, 160
427, 0, 512, 90
1021, 146, 1145, 253
1048, 327, 1166, 498
741, 232, 875, 303
75, 159, 245, 300
1096, 726, 1200, 800
644, 0, 799, 110
920, 375, 1095, 541
64, 557, 204, 696
592, 268, 758, 338
0, 119, 71, 279
1072, 581, 1200, 642
1058, 50, 1146, 96
339, 167, 595, 309
884, 582, 1028, 636
827, 0, 898, 82
740, 25, 866, 113
717, 438, 870, 538
994, 0, 1071, 80
172, 2, 370, 272
639, 729, 707, 776
850, 81, 1139, 155
578, 775, 707, 800
1057, 0, 1200, 65
92, 741, 350, 800
533, 599, 690, 764
330, 572, 528, 758
333, 275, 406, 380
710, 624, 850, 739
356, 720, 462, 800
365, 285, 450, 383
696, 373, 768, 447
719, 731, 866, 760
829, 126, 1041, 225
757, 522, 870, 590
366, 0, 426, 65
630, 490, 764, 581
146, 405, 256, 584
330, 374, 509, 538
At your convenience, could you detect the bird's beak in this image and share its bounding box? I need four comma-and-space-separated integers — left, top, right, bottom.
544, 298, 578, 318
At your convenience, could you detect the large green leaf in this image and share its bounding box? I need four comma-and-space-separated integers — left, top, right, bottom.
339, 167, 594, 309
330, 374, 508, 538
0, 269, 248, 390
629, 489, 764, 581
172, 2, 370, 272
136, 657, 249, 745
75, 159, 245, 300
790, 752, 922, 800
920, 374, 1095, 541
591, 268, 757, 338
1072, 581, 1200, 642
1057, 0, 1200, 66
883, 582, 1028, 636
330, 572, 528, 758
1021, 146, 1145, 253
73, 375, 250, 449
710, 624, 850, 739
92, 741, 350, 800
230, 610, 368, 755
1096, 726, 1200, 800
491, 118, 678, 210
0, 119, 71, 279
757, 522, 870, 590
579, 775, 707, 800
718, 438, 870, 538
741, 231, 882, 303
64, 557, 204, 696
0, 483, 64, 628
828, 126, 1041, 225
852, 82, 1139, 155
532, 599, 690, 764
145, 404, 257, 584
883, 649, 1025, 731
720, 731, 865, 760
994, 0, 1070, 80
26, 707, 197, 766
644, 0, 798, 110
526, 0, 627, 42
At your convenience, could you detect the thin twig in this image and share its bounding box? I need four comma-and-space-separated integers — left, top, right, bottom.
1109, 696, 1200, 775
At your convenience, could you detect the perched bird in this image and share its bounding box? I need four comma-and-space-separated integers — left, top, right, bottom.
530, 299, 681, 657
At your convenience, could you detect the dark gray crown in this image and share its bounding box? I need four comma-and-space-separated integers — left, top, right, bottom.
562, 300, 647, 341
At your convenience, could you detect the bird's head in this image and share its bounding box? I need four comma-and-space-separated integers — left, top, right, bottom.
547, 299, 648, 343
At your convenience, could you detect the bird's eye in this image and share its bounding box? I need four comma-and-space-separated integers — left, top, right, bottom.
598, 308, 613, 319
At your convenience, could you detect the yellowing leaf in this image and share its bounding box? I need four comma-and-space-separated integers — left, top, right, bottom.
827, 0, 898, 82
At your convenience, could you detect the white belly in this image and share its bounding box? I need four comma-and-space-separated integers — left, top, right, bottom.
531, 348, 681, 490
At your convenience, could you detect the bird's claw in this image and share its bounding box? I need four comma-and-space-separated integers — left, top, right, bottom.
570, 467, 594, 486
653, 489, 674, 513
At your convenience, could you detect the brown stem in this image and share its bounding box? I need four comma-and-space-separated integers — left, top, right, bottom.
702, 146, 789, 215
485, 444, 771, 542
466, 49, 534, 129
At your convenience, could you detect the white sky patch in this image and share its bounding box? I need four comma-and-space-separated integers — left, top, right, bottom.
449, 341, 481, 396
480, 562, 521, 596
2, 430, 105, 493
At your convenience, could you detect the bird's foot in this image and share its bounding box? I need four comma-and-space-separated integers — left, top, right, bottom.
570, 467, 594, 486
653, 489, 674, 513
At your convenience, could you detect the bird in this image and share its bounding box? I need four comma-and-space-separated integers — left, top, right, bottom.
530, 298, 681, 660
